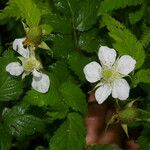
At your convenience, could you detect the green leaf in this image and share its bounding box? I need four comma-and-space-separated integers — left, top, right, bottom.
49, 113, 85, 150
23, 73, 68, 111
129, 4, 145, 24
68, 52, 92, 81
87, 145, 122, 150
75, 0, 100, 31
98, 0, 143, 15
102, 15, 145, 69
41, 14, 72, 34
3, 105, 44, 137
48, 34, 75, 58
53, 0, 100, 31
132, 69, 150, 87
0, 0, 41, 27
0, 124, 12, 150
0, 58, 23, 101
79, 29, 100, 52
60, 81, 87, 114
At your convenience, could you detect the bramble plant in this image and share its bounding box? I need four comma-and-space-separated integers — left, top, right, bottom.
0, 0, 150, 150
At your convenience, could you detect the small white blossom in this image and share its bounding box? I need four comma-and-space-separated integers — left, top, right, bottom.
83, 46, 136, 104
6, 38, 50, 93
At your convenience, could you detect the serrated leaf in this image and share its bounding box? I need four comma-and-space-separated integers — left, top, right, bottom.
47, 34, 75, 58
0, 0, 41, 27
49, 113, 85, 150
23, 73, 68, 111
87, 145, 122, 150
98, 0, 143, 15
133, 69, 150, 87
102, 15, 145, 69
79, 29, 100, 52
0, 124, 12, 150
3, 105, 44, 137
68, 52, 92, 81
0, 58, 23, 101
75, 0, 100, 31
60, 81, 87, 114
53, 0, 100, 31
41, 13, 72, 34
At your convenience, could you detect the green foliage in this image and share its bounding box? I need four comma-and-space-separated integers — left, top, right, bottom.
60, 81, 87, 114
68, 52, 92, 81
2, 104, 45, 137
49, 113, 85, 150
102, 15, 145, 69
0, 0, 150, 149
0, 0, 41, 27
0, 124, 12, 150
138, 129, 150, 150
140, 26, 150, 48
133, 69, 150, 86
0, 58, 23, 101
79, 29, 100, 53
129, 4, 145, 24
98, 0, 143, 15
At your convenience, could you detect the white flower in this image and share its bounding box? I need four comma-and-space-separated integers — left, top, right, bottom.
83, 46, 136, 104
6, 38, 50, 93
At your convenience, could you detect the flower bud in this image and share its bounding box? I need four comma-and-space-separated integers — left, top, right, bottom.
118, 107, 138, 124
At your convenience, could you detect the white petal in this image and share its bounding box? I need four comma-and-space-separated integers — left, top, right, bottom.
95, 84, 112, 104
32, 69, 42, 78
83, 61, 102, 83
112, 79, 130, 100
32, 71, 50, 93
13, 38, 30, 58
98, 46, 116, 67
6, 62, 24, 76
116, 55, 136, 75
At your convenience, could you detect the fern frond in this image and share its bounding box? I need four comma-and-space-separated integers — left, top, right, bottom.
140, 27, 150, 48
98, 0, 144, 15
102, 15, 145, 69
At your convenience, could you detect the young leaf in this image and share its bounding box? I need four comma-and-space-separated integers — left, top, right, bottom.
0, 58, 23, 101
49, 113, 85, 150
60, 81, 87, 114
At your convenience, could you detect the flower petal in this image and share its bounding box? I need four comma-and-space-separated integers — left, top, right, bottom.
95, 84, 112, 104
32, 71, 50, 93
13, 38, 30, 58
98, 46, 116, 67
116, 55, 136, 75
83, 61, 102, 83
6, 62, 24, 76
112, 79, 130, 100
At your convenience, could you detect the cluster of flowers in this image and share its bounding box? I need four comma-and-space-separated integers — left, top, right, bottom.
6, 38, 50, 93
6, 39, 136, 104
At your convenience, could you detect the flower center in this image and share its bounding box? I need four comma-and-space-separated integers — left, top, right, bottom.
23, 58, 41, 72
102, 69, 120, 82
